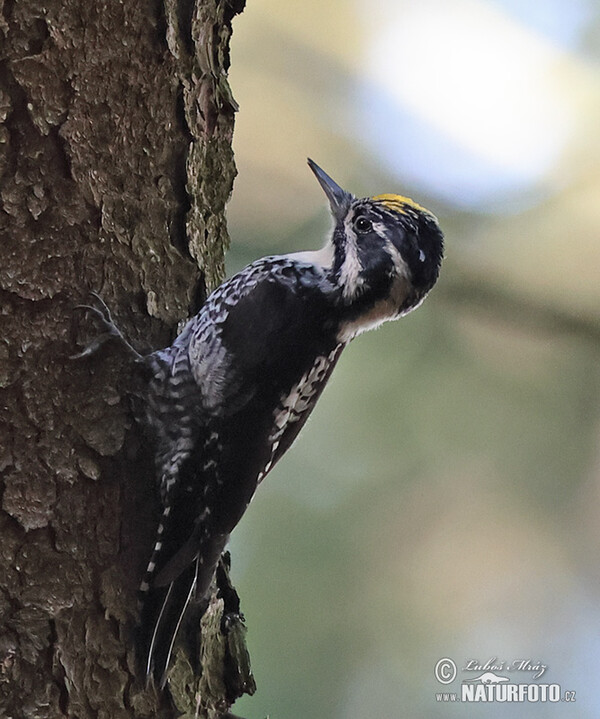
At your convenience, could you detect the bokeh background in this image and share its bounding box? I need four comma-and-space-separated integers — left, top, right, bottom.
224, 0, 600, 716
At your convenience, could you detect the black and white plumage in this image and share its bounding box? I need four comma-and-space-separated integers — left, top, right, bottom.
134, 160, 444, 685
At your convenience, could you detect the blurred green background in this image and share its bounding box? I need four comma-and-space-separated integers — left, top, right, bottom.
224, 0, 600, 716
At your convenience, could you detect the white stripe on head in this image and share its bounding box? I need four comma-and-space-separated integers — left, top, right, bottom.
336, 236, 413, 342
340, 219, 363, 300
286, 240, 335, 269
383, 238, 411, 283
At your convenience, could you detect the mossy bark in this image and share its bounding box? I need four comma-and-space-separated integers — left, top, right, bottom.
0, 0, 250, 716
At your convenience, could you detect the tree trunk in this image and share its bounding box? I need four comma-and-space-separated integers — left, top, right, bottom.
0, 1, 251, 717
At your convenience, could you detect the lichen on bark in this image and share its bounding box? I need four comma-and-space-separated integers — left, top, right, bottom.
0, 1, 249, 717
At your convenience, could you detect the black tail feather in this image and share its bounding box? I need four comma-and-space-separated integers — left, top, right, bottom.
139, 560, 198, 687
138, 536, 229, 687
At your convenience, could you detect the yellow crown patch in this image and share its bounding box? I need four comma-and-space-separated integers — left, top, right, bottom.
371, 193, 428, 215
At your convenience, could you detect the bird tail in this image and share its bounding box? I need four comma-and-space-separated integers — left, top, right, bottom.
140, 559, 199, 687
136, 509, 230, 687
135, 501, 201, 688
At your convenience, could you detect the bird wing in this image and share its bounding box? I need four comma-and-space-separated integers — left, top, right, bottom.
141, 260, 342, 685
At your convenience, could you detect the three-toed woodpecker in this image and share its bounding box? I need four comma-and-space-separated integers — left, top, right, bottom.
78, 160, 444, 686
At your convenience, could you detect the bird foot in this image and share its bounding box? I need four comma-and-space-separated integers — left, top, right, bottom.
71, 292, 142, 361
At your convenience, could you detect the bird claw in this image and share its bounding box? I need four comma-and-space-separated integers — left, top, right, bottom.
70, 292, 142, 360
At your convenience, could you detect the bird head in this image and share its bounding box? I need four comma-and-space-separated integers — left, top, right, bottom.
308, 159, 444, 325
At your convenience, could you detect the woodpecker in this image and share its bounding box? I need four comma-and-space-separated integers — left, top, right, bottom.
75, 160, 444, 687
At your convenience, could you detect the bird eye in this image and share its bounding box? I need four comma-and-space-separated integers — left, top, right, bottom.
354, 216, 372, 233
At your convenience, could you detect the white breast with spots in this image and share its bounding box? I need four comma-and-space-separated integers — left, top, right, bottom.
257, 346, 341, 483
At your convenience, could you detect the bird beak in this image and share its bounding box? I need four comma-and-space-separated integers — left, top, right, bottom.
307, 158, 353, 221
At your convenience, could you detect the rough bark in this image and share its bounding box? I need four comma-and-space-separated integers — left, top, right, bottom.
0, 1, 251, 717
